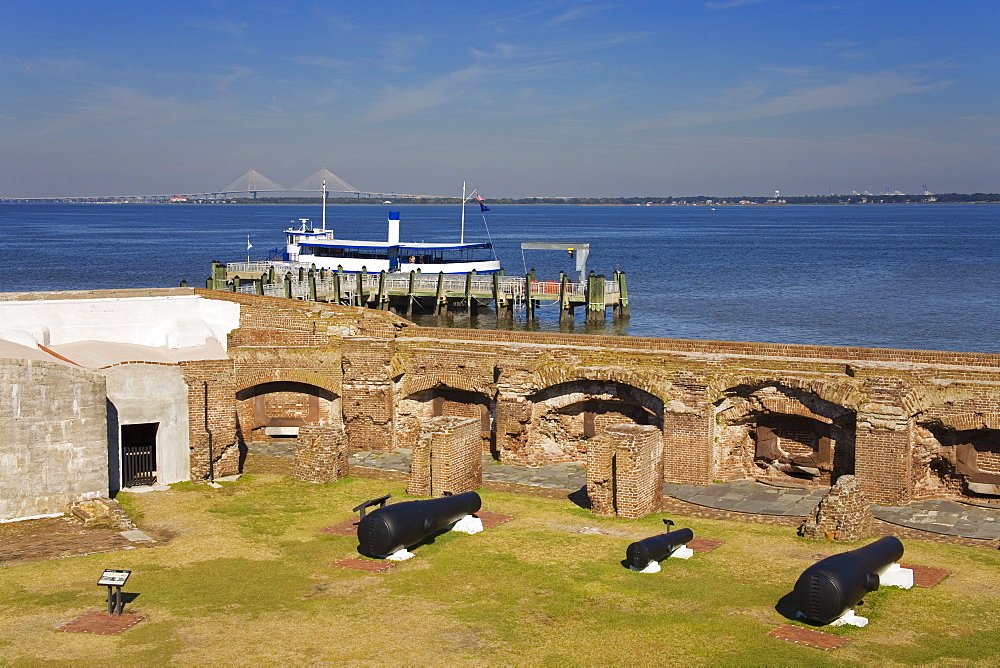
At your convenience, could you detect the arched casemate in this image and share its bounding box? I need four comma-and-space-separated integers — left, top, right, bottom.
396, 385, 494, 454
713, 382, 856, 486
235, 381, 342, 443
511, 380, 664, 466
915, 420, 1000, 499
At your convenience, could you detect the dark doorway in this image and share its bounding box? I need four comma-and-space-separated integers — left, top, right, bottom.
121, 423, 158, 487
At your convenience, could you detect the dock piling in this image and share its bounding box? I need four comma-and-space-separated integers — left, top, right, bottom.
525, 270, 535, 321
407, 270, 417, 316
377, 271, 387, 309
614, 271, 630, 320
586, 271, 605, 324
435, 271, 446, 315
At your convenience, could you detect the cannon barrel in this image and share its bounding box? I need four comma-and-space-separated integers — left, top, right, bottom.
625, 527, 694, 569
793, 536, 904, 624
357, 491, 482, 558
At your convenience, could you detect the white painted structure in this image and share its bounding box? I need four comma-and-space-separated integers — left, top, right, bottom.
0, 294, 239, 350
0, 293, 241, 517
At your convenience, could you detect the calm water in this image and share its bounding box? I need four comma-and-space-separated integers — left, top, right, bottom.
1, 203, 997, 352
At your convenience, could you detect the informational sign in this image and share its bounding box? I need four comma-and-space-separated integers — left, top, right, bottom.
97, 569, 131, 587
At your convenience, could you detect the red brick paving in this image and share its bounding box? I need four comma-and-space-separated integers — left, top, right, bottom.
331, 557, 395, 572
321, 518, 360, 536
57, 611, 145, 635
900, 563, 953, 587
686, 537, 724, 553
0, 516, 135, 566
766, 624, 850, 651
475, 511, 514, 527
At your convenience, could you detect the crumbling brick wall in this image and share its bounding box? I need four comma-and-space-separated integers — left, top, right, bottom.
799, 475, 876, 541
293, 424, 348, 483
180, 359, 239, 480
173, 292, 1000, 506
587, 423, 663, 519
342, 337, 397, 452
407, 416, 482, 497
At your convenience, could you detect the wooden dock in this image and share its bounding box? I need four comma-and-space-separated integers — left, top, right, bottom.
208, 261, 629, 323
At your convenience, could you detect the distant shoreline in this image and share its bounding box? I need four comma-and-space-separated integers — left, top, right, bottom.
4, 196, 998, 205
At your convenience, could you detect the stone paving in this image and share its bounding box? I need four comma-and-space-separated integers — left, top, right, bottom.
349, 449, 1000, 541
664, 480, 827, 517
873, 500, 1000, 541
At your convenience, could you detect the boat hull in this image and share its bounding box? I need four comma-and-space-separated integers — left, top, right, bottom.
288, 255, 501, 274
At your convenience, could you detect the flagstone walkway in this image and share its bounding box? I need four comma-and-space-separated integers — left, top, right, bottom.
349, 449, 1000, 541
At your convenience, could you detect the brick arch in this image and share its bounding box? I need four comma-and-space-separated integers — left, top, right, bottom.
530, 366, 670, 405
903, 384, 989, 426
234, 368, 340, 397
400, 373, 496, 399
934, 412, 1000, 431
506, 378, 664, 466
529, 380, 664, 418
397, 379, 495, 454
712, 377, 858, 486
710, 375, 865, 414
717, 391, 840, 425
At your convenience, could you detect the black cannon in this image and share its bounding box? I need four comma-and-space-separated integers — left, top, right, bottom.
357, 491, 482, 558
793, 536, 904, 624
625, 520, 694, 569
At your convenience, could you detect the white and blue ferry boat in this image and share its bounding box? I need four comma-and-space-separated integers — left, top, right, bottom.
280, 181, 500, 274
283, 210, 500, 275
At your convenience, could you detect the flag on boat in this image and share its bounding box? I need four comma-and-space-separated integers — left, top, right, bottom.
475, 194, 490, 212
247, 236, 253, 251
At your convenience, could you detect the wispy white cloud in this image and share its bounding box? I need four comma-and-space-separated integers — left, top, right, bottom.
185, 18, 249, 39
634, 71, 948, 130
73, 86, 215, 127
217, 67, 253, 92
375, 33, 430, 72
0, 54, 88, 77
284, 55, 349, 70
312, 9, 358, 32
706, 0, 769, 9
547, 4, 616, 27
364, 66, 484, 124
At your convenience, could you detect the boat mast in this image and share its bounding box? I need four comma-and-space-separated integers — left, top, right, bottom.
460, 181, 479, 245
460, 181, 466, 244
321, 179, 327, 232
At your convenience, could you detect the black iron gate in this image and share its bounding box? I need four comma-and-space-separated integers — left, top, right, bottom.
121, 423, 157, 487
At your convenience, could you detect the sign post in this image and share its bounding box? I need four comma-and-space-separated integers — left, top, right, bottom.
97, 569, 131, 615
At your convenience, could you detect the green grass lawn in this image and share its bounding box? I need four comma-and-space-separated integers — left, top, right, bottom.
1, 475, 997, 665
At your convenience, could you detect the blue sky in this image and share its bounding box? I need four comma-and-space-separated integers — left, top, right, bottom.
1, 1, 997, 197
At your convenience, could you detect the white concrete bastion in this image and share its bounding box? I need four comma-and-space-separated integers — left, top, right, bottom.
0, 295, 240, 351
0, 294, 241, 521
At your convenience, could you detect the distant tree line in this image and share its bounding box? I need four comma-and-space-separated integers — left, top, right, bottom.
232, 192, 1000, 205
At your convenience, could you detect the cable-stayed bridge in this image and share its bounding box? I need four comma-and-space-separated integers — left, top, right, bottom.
0, 169, 441, 202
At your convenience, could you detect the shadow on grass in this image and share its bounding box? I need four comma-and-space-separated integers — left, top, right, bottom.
774, 591, 800, 622
355, 531, 445, 559
567, 486, 591, 509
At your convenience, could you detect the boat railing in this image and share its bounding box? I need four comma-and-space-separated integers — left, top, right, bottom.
227, 260, 302, 275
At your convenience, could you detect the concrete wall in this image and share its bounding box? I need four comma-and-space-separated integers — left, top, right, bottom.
0, 359, 109, 521
103, 363, 191, 489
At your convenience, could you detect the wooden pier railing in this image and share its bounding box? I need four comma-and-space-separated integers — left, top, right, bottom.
209, 261, 629, 323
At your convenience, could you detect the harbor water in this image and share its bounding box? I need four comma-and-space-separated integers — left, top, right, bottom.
0, 203, 997, 353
